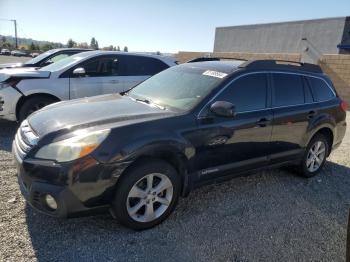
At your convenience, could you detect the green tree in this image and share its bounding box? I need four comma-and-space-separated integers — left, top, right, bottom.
123, 46, 128, 52
77, 42, 89, 49
90, 37, 99, 50
67, 38, 76, 48
117, 46, 120, 51
30, 42, 36, 51
41, 43, 53, 51
2, 42, 13, 49
156, 51, 161, 55
1, 36, 8, 49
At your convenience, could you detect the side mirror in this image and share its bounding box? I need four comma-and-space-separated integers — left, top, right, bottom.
73, 67, 86, 77
210, 101, 235, 118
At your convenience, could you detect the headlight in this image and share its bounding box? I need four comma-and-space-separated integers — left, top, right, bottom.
0, 83, 8, 90
35, 129, 110, 162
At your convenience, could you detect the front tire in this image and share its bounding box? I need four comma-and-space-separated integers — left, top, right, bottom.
112, 159, 181, 230
299, 134, 329, 178
18, 96, 57, 122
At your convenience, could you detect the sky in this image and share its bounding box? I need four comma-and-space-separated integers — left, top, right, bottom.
0, 0, 349, 53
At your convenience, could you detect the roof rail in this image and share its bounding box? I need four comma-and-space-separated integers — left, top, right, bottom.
186, 57, 248, 63
239, 59, 322, 73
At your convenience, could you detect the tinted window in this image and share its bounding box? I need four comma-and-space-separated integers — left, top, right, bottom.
273, 74, 304, 106
122, 56, 168, 76
303, 77, 314, 103
77, 56, 119, 77
216, 74, 267, 112
307, 77, 335, 102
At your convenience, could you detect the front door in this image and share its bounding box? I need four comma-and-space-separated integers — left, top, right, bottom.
69, 55, 125, 99
192, 73, 273, 181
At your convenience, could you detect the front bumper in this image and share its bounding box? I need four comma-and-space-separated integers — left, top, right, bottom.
17, 170, 97, 218
13, 144, 129, 218
0, 86, 22, 121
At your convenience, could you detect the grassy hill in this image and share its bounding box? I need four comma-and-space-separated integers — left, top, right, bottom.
1, 35, 64, 49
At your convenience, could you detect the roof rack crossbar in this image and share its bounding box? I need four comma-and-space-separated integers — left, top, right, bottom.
239, 59, 322, 73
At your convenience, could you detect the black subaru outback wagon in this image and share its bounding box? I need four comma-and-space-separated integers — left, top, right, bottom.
13, 59, 347, 230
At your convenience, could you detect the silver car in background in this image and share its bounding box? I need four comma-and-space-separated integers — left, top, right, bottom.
0, 51, 177, 121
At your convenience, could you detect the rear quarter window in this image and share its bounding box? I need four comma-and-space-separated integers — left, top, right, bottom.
122, 56, 169, 76
307, 77, 335, 102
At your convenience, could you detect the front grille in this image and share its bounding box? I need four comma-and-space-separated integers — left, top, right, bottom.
14, 120, 39, 159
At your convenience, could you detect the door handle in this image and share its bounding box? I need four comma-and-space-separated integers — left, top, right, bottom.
256, 118, 270, 127
109, 80, 119, 84
307, 110, 316, 119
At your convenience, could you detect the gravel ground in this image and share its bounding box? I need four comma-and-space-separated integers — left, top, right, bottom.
0, 115, 350, 262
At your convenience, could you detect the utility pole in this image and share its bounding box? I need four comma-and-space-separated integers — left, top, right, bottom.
0, 18, 18, 49
13, 20, 18, 49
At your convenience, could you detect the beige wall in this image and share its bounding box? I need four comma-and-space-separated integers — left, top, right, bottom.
175, 52, 350, 104
320, 55, 350, 104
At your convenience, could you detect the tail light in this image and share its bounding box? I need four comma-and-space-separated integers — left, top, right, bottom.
341, 100, 347, 112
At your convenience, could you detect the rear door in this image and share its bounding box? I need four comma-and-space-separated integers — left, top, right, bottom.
69, 55, 123, 99
269, 72, 315, 163
119, 55, 169, 90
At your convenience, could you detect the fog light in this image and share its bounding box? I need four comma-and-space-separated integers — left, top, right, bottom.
44, 194, 57, 210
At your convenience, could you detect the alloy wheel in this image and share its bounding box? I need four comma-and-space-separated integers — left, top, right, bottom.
126, 173, 173, 223
306, 141, 326, 172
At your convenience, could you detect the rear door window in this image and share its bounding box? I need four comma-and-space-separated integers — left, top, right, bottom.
121, 56, 169, 76
272, 73, 304, 106
216, 73, 268, 112
307, 77, 335, 102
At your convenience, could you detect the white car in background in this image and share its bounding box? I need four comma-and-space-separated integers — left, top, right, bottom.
0, 49, 11, 55
0, 51, 177, 121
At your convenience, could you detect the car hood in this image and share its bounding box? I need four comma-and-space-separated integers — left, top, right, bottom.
0, 62, 25, 69
0, 68, 50, 82
28, 94, 176, 137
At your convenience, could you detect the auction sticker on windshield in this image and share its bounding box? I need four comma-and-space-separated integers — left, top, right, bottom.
202, 70, 228, 79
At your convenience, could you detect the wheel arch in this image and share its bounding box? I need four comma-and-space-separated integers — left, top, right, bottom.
115, 146, 191, 197
16, 93, 61, 120
308, 126, 334, 156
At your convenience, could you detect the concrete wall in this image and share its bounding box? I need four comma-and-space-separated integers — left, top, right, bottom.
214, 17, 349, 54
174, 51, 350, 104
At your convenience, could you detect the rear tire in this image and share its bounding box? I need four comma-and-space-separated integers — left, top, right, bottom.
18, 96, 57, 122
112, 159, 181, 230
298, 133, 329, 178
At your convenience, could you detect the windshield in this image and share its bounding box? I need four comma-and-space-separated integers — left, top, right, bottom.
128, 65, 227, 112
39, 54, 85, 72
24, 49, 57, 65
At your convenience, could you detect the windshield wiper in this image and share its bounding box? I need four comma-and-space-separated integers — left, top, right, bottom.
135, 98, 166, 110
